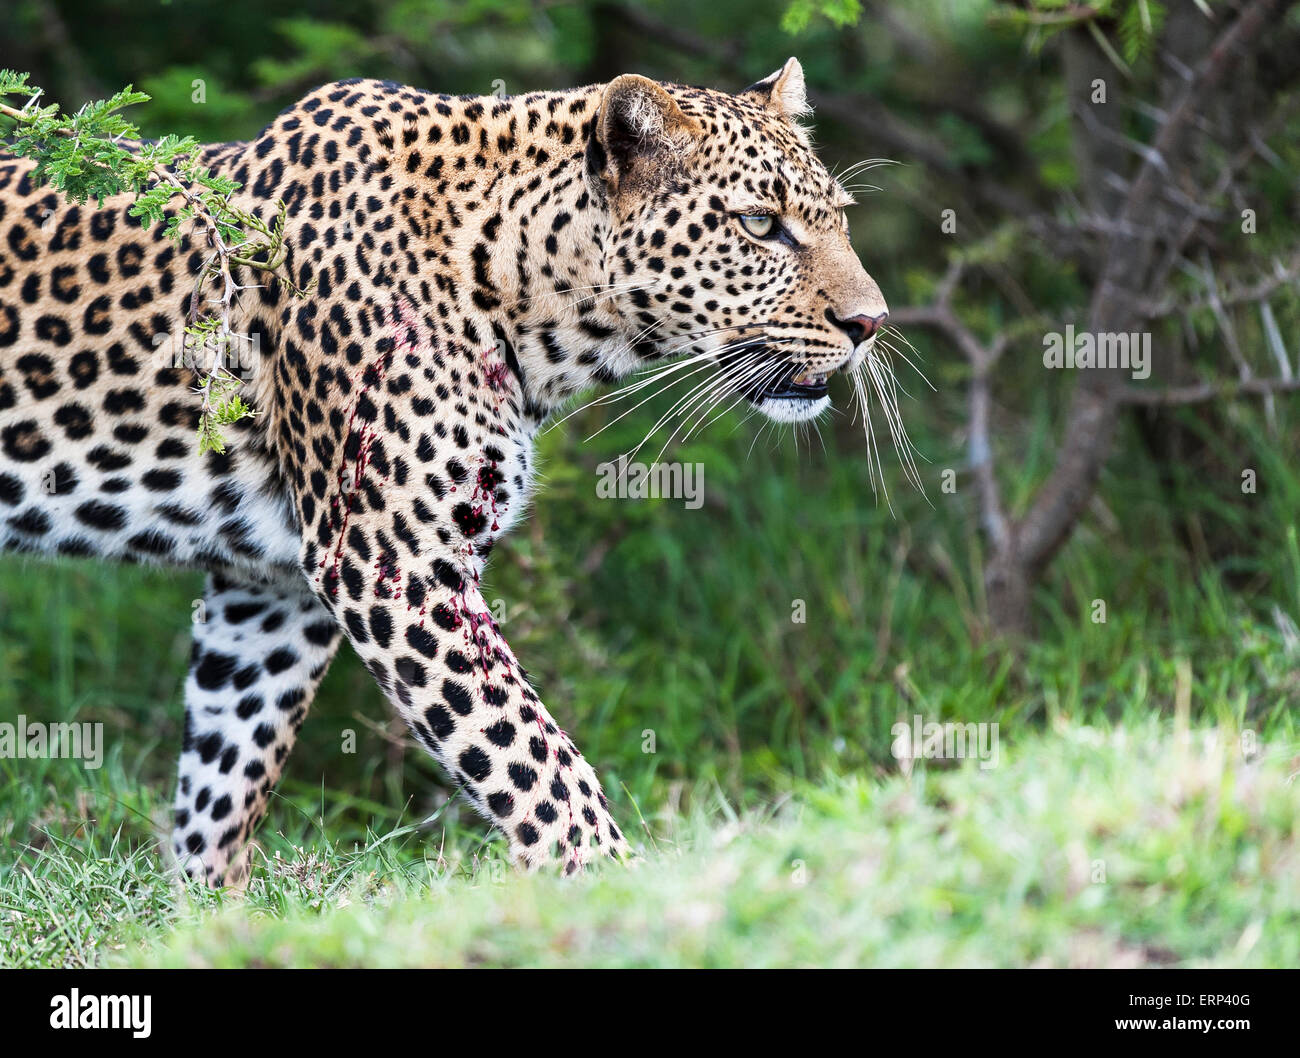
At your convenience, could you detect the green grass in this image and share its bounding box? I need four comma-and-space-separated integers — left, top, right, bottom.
2, 723, 1296, 968
2, 380, 1300, 967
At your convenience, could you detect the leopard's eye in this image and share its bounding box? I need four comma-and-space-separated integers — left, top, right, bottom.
738, 213, 776, 239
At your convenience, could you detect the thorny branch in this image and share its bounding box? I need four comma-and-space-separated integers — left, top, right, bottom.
0, 81, 299, 453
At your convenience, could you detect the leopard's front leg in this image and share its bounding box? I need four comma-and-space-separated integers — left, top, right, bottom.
313, 539, 628, 872
285, 295, 628, 870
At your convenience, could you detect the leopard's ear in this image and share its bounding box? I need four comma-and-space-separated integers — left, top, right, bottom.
743, 57, 810, 118
593, 74, 700, 193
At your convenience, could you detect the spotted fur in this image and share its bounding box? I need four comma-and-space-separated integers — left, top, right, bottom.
0, 58, 888, 882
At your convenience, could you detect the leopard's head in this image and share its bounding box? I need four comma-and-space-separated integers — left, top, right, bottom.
591, 58, 890, 426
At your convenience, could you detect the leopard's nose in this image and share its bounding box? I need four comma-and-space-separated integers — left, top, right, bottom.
827, 309, 888, 346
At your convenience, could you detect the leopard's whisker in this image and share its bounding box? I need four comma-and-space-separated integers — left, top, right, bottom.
850, 364, 890, 508
866, 351, 926, 495
656, 336, 808, 457
670, 355, 781, 452
642, 359, 768, 465
580, 343, 762, 443
680, 342, 808, 443
564, 320, 776, 416
872, 340, 922, 403
873, 347, 928, 467
617, 347, 765, 447
880, 325, 935, 390
546, 327, 715, 429
547, 323, 777, 429
628, 349, 769, 463
833, 157, 899, 181
681, 364, 782, 447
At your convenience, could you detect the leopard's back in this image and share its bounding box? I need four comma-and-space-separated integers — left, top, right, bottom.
0, 152, 298, 575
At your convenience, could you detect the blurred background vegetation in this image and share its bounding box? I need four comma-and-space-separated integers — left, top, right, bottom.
1, 0, 1298, 913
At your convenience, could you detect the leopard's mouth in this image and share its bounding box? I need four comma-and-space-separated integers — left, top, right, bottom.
750, 360, 831, 402
740, 355, 835, 422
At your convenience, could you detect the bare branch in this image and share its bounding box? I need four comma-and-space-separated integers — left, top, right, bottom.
890, 262, 1010, 546
1015, 0, 1284, 579
1122, 376, 1300, 406
1140, 250, 1300, 319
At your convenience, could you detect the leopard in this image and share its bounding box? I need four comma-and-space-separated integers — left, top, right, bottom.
0, 57, 889, 884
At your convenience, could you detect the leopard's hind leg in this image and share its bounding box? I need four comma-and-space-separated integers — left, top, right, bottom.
170, 571, 341, 885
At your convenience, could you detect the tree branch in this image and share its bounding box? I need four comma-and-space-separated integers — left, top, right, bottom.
1139, 250, 1300, 319
890, 261, 1010, 547
1122, 376, 1300, 406
1014, 0, 1284, 577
